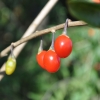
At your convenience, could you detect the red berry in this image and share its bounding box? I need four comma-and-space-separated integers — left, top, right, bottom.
54, 34, 72, 58
36, 50, 46, 69
43, 50, 60, 73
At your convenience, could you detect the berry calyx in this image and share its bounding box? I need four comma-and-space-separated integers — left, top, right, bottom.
54, 19, 72, 58
36, 40, 46, 69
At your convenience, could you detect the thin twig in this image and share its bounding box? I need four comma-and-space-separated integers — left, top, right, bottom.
0, 21, 87, 58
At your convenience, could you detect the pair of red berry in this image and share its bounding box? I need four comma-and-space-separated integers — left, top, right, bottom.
36, 19, 72, 73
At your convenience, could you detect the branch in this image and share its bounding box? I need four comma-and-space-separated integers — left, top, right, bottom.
0, 0, 58, 81
0, 21, 87, 58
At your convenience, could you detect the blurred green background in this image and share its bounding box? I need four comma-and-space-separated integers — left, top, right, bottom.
0, 0, 100, 100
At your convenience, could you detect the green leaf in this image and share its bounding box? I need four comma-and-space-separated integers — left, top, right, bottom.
68, 0, 100, 27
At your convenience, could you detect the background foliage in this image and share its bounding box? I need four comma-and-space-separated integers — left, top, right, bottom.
68, 0, 100, 27
0, 0, 100, 100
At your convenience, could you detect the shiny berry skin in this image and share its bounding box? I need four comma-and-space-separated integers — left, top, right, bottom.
54, 34, 72, 58
36, 51, 46, 69
43, 50, 60, 73
5, 57, 16, 75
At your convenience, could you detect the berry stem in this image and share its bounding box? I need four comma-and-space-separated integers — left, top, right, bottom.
38, 39, 43, 53
63, 19, 68, 35
10, 44, 15, 59
50, 30, 55, 50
